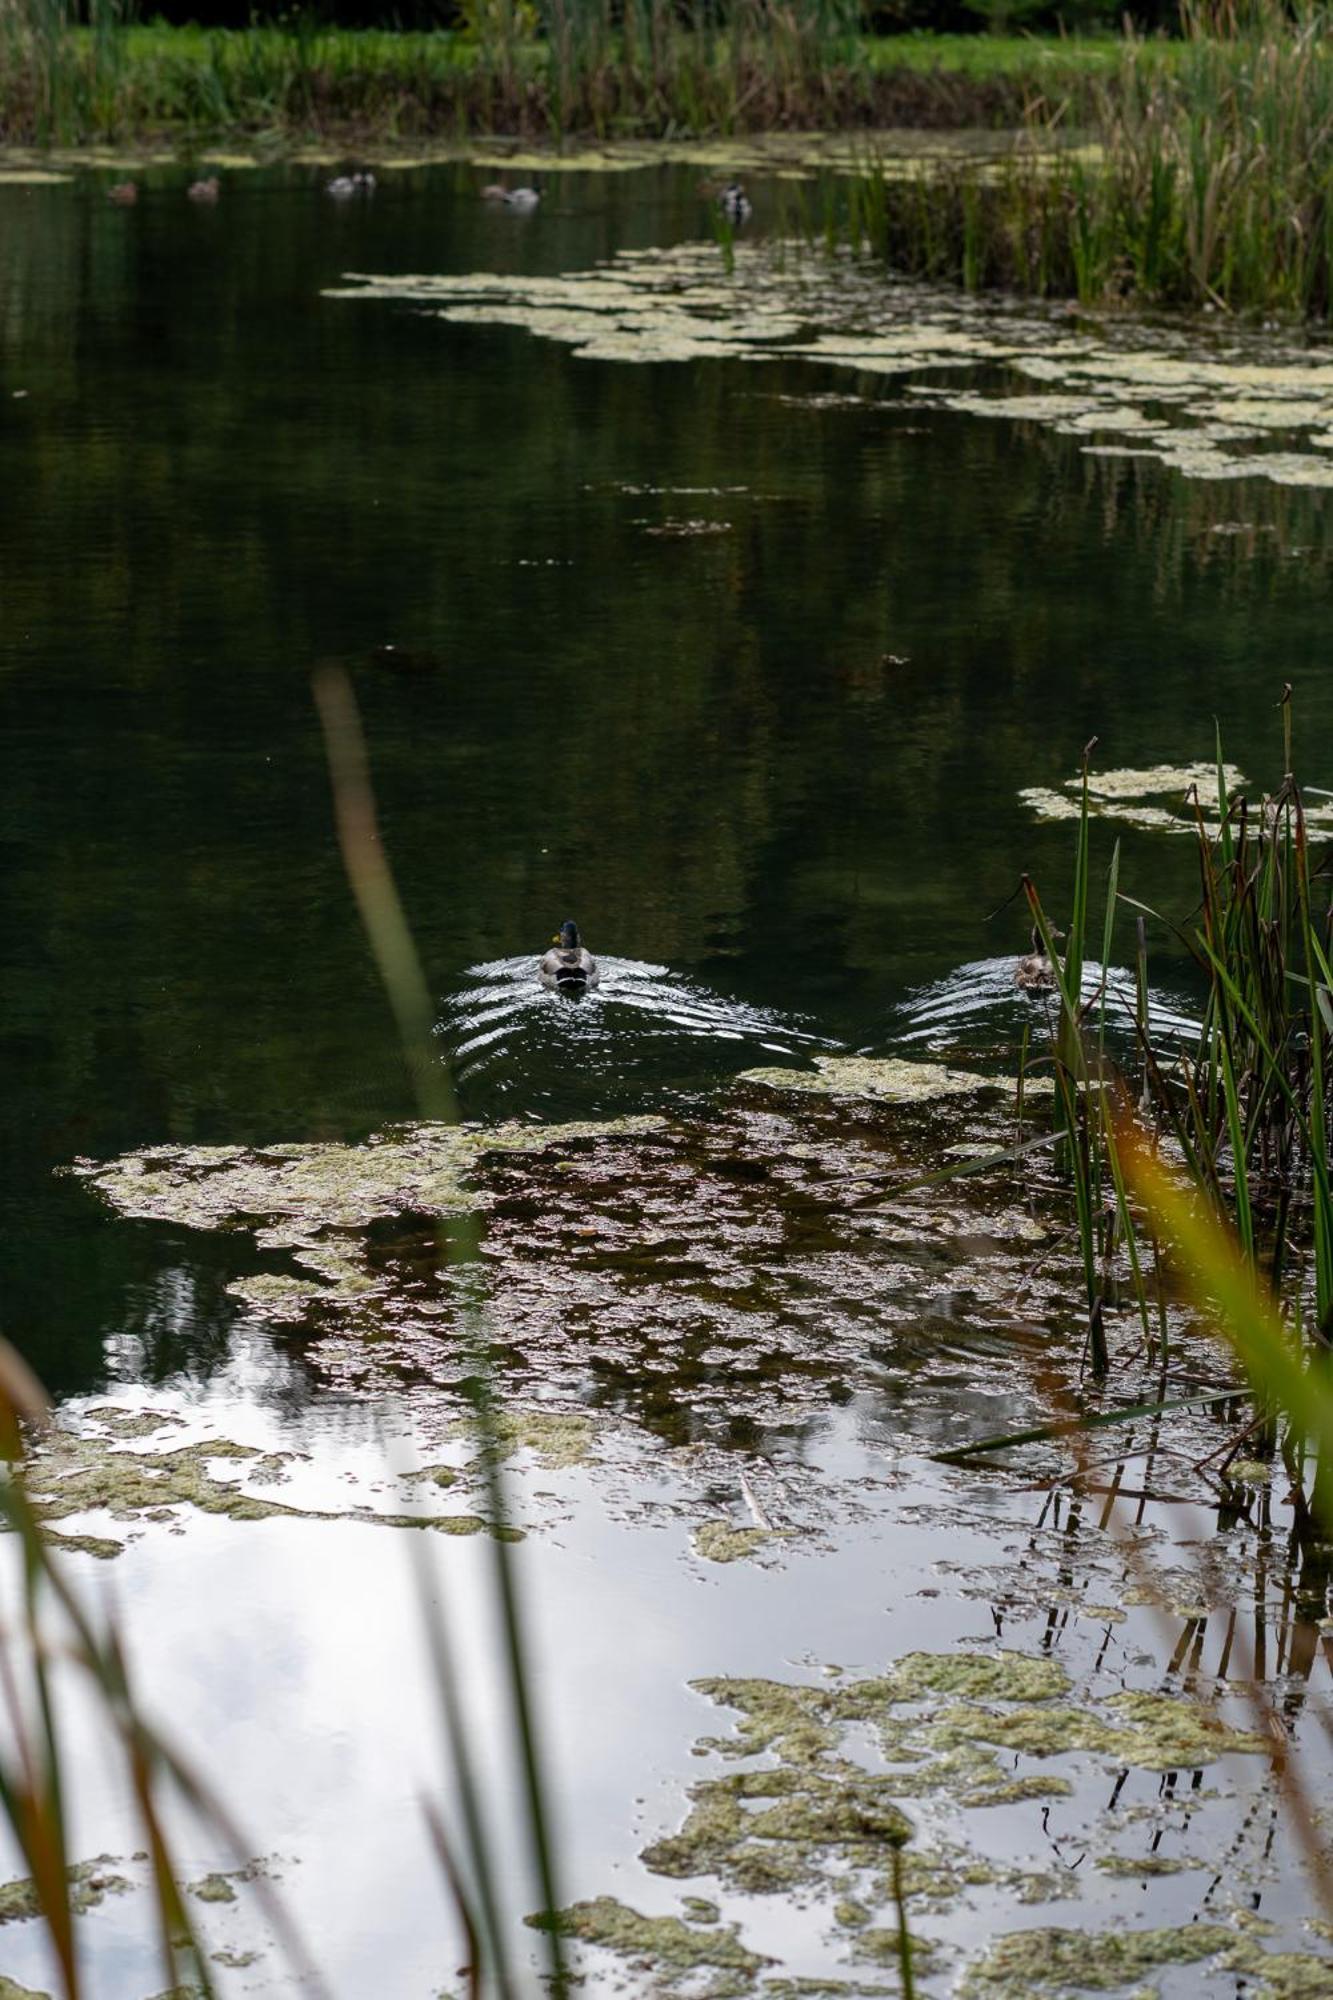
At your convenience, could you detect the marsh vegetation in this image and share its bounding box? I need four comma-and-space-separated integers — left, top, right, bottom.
844, 4, 1333, 315
0, 3, 1106, 145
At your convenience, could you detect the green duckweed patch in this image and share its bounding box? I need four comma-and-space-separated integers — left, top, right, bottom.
530, 1895, 774, 1995
957, 1925, 1333, 1998
625, 1647, 1272, 1972
464, 1408, 597, 1470
70, 1115, 665, 1239
0, 1857, 130, 1924
44, 1529, 127, 1559
187, 1873, 236, 1904
12, 1411, 513, 1554
738, 1055, 1000, 1103
1231, 1946, 1333, 1998
927, 1689, 1268, 1769
1094, 1852, 1200, 1876
958, 1923, 1236, 1995
68, 1115, 665, 1322
0, 1981, 53, 2000
1020, 762, 1246, 836
852, 1927, 941, 1970
693, 1521, 774, 1563
187, 1857, 274, 1906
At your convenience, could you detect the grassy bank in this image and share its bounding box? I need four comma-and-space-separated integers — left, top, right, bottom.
848, 8, 1333, 316
0, 14, 1118, 145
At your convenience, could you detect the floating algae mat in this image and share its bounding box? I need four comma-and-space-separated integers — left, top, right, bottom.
538, 1646, 1329, 1998
1019, 759, 1333, 836
65, 1088, 1250, 1470
328, 241, 1333, 490
65, 1089, 1154, 1453
7, 1401, 507, 1557
46, 1112, 1333, 1994
738, 1054, 1011, 1102
67, 1115, 664, 1322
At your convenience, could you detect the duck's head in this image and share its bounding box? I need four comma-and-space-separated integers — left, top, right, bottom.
557, 920, 581, 949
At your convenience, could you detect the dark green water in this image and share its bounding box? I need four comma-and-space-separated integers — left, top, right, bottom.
3, 159, 1333, 1394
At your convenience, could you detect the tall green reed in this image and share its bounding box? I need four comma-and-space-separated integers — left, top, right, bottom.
842, 2, 1333, 316
313, 666, 567, 2000
1017, 696, 1333, 1528
0, 1338, 328, 2000
0, 664, 571, 2000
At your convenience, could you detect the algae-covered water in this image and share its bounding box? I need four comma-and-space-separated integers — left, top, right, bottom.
1, 156, 1332, 1998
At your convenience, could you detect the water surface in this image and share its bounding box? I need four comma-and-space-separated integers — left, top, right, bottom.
1, 158, 1331, 1997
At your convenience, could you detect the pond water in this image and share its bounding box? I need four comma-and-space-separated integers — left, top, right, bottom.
1, 158, 1332, 1998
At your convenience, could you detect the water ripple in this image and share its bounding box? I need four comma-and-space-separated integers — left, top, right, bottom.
891, 956, 1200, 1055
438, 954, 825, 1116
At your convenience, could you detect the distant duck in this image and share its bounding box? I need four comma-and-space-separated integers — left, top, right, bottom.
106, 181, 138, 206
718, 182, 752, 225
187, 176, 220, 203
482, 182, 541, 210
540, 920, 599, 991
1014, 926, 1062, 992
326, 171, 376, 199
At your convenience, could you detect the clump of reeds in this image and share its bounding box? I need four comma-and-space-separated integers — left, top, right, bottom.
847, 1, 1333, 316
1018, 690, 1333, 1530
0, 4, 1097, 146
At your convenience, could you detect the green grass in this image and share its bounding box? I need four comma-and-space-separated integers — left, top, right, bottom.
859, 28, 1120, 75
0, 13, 1120, 145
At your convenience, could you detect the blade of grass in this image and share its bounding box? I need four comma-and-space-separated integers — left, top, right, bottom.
935, 1389, 1239, 1464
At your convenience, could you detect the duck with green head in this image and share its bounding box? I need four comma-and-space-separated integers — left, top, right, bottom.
540, 920, 599, 991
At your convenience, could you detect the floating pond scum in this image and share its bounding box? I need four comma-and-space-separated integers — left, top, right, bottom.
40, 1057, 1333, 1994
327, 243, 1333, 489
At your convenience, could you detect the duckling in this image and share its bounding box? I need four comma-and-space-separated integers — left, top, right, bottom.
718, 182, 752, 225
481, 181, 541, 209
1014, 926, 1062, 992
106, 181, 138, 206
540, 920, 599, 991
187, 176, 220, 203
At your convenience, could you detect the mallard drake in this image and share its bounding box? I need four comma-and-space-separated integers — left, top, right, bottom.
1014, 926, 1062, 992
718, 183, 752, 224
540, 920, 599, 990
326, 172, 375, 199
